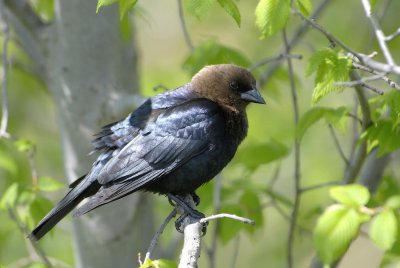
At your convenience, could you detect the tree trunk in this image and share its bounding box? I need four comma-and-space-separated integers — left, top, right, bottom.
46, 0, 154, 267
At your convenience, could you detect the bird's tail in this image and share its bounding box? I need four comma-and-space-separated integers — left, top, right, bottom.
30, 178, 100, 241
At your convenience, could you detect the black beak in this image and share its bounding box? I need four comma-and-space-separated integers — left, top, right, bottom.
240, 87, 266, 104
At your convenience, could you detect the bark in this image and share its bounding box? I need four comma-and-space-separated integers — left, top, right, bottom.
45, 0, 154, 267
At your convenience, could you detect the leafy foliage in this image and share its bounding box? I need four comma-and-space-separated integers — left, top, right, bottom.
139, 257, 177, 268
306, 49, 352, 103
369, 209, 398, 250
255, 0, 290, 38
183, 39, 251, 75
361, 119, 400, 156
216, 0, 241, 26
297, 106, 349, 140
295, 0, 313, 17
314, 205, 365, 265
96, 0, 138, 19
329, 184, 370, 207
235, 140, 289, 170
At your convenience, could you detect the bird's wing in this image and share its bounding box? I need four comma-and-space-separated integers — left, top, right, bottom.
91, 85, 196, 155
74, 98, 223, 216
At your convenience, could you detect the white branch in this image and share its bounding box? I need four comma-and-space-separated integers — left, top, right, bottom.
360, 0, 396, 67
0, 0, 10, 138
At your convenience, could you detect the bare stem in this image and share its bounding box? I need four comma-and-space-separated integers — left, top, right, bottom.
0, 0, 10, 138
145, 209, 177, 260
328, 125, 350, 166
177, 0, 194, 52
8, 209, 53, 268
282, 29, 301, 268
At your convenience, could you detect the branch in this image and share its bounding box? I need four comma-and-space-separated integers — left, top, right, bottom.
385, 27, 400, 42
145, 209, 177, 261
200, 214, 255, 225
360, 0, 396, 66
282, 29, 302, 268
351, 61, 400, 90
177, 0, 194, 52
249, 53, 302, 71
0, 0, 10, 138
8, 209, 53, 268
3, 0, 46, 76
206, 175, 222, 268
294, 8, 400, 75
328, 124, 350, 166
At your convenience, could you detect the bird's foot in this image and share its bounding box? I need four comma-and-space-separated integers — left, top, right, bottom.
167, 193, 208, 236
174, 211, 208, 236
190, 191, 201, 206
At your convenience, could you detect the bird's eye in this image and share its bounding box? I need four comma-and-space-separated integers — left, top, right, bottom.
229, 81, 239, 90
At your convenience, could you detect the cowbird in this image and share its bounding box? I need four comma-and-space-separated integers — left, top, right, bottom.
30, 64, 265, 240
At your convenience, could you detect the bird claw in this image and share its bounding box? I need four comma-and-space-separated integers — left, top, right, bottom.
174, 212, 208, 236
190, 192, 201, 206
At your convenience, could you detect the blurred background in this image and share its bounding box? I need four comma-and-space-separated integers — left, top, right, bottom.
0, 0, 399, 267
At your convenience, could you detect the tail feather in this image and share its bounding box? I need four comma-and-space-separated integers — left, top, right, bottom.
30, 179, 100, 241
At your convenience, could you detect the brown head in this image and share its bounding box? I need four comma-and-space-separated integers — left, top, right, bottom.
191, 64, 266, 112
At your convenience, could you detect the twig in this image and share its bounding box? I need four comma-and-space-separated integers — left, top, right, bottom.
300, 181, 341, 193
200, 214, 255, 225
230, 236, 240, 268
351, 62, 400, 90
177, 0, 194, 52
335, 77, 384, 95
294, 8, 400, 75
206, 175, 222, 268
248, 53, 302, 71
8, 209, 53, 268
283, 29, 301, 268
361, 0, 396, 67
385, 28, 400, 42
0, 0, 10, 138
342, 71, 372, 184
328, 124, 350, 166
145, 209, 177, 260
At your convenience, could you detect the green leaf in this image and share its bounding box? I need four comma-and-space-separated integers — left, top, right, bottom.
96, 0, 118, 13
140, 257, 177, 268
307, 49, 352, 103
38, 176, 64, 192
297, 107, 327, 140
188, 0, 215, 18
14, 139, 35, 153
370, 209, 398, 250
236, 140, 289, 170
255, 0, 290, 39
361, 120, 400, 156
297, 106, 349, 140
386, 196, 400, 210
329, 184, 370, 207
217, 0, 241, 26
0, 183, 19, 210
28, 196, 54, 229
119, 13, 132, 41
31, 0, 54, 22
183, 39, 251, 76
118, 0, 138, 20
314, 205, 362, 265
0, 152, 17, 175
296, 0, 312, 16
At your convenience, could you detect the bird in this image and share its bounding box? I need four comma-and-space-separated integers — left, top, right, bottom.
30, 64, 266, 241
